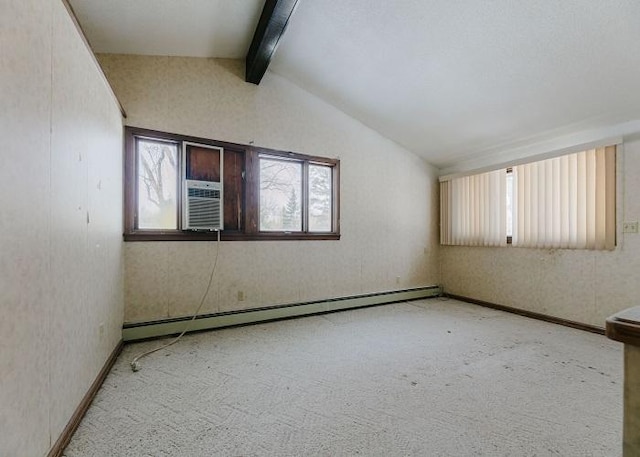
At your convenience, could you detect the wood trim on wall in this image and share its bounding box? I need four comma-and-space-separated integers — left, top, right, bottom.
47, 340, 124, 457
446, 293, 605, 335
244, 148, 259, 234
124, 231, 340, 242
60, 0, 126, 118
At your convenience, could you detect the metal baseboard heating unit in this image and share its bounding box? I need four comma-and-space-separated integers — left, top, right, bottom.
122, 286, 442, 341
183, 179, 222, 231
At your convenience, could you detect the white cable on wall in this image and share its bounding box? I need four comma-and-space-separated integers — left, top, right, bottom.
130, 230, 221, 372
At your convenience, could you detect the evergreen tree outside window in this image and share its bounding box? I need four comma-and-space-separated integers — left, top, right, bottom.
258, 156, 335, 233
259, 157, 302, 231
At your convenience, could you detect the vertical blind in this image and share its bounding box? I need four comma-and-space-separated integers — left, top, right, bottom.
513, 146, 616, 250
440, 145, 616, 250
440, 169, 506, 246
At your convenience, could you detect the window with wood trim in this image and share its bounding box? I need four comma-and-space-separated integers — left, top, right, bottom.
259, 155, 334, 233
124, 127, 340, 241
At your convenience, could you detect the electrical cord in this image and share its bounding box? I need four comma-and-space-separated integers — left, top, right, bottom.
130, 230, 221, 372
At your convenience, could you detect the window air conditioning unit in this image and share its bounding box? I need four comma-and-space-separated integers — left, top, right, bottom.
183, 180, 222, 231
182, 141, 224, 231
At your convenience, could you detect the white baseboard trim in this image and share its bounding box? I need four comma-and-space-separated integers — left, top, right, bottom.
123, 286, 442, 342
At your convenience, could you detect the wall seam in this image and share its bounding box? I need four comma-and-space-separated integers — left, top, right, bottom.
47, 0, 54, 450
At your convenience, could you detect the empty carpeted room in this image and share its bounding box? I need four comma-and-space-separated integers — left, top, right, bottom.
4, 1, 640, 456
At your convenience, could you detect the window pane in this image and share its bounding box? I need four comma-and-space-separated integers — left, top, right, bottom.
309, 164, 333, 232
506, 171, 513, 237
137, 139, 178, 229
260, 158, 302, 231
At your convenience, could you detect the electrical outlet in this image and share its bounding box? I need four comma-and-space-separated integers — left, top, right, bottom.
237, 291, 245, 301
623, 222, 639, 233
395, 276, 401, 284
99, 322, 104, 337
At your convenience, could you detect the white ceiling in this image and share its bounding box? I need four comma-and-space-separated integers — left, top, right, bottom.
69, 0, 263, 58
70, 0, 640, 168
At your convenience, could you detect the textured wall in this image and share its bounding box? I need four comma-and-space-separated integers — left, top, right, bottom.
441, 139, 640, 328
97, 55, 440, 323
0, 1, 123, 456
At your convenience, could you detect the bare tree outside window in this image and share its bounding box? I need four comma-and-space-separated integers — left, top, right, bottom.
259, 158, 302, 231
137, 140, 178, 229
309, 164, 332, 232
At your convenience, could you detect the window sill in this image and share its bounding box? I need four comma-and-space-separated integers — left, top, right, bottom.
123, 231, 340, 242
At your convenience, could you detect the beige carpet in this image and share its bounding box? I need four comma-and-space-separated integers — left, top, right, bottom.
63, 299, 623, 456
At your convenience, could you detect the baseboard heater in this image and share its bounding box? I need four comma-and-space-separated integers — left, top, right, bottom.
123, 285, 442, 342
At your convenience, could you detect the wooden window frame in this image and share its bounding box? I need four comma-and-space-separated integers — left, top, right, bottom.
256, 149, 339, 235
124, 127, 340, 242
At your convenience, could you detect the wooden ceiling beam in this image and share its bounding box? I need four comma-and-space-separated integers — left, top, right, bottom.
245, 0, 299, 85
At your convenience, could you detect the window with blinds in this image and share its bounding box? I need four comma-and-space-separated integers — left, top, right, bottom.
440, 145, 616, 250
440, 169, 507, 247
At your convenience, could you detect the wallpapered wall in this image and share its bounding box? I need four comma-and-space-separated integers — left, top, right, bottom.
441, 139, 640, 328
97, 55, 440, 323
0, 1, 124, 456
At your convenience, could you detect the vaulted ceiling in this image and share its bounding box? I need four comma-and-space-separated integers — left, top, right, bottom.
69, 0, 640, 168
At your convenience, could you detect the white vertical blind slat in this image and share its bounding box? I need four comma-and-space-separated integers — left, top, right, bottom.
512, 146, 615, 250
440, 169, 506, 247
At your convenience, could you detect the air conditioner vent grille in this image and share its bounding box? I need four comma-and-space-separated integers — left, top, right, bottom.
188, 198, 221, 227
188, 187, 220, 199
183, 179, 222, 231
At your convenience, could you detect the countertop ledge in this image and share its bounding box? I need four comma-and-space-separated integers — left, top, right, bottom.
606, 306, 640, 346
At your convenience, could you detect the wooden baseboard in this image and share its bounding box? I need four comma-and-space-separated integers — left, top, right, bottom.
47, 340, 124, 457
446, 293, 605, 335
